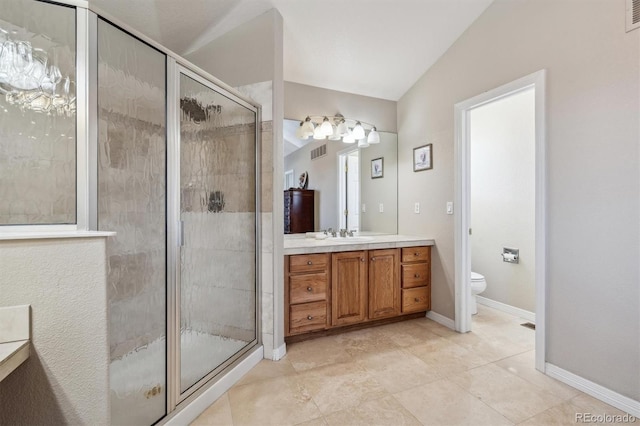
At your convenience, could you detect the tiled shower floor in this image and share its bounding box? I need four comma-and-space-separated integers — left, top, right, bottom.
192, 305, 627, 425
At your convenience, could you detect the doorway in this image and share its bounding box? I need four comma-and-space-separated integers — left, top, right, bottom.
454, 70, 546, 372
338, 148, 360, 231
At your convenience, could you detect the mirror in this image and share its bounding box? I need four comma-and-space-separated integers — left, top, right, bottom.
283, 119, 398, 234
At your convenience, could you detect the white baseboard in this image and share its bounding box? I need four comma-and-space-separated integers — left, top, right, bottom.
476, 296, 535, 322
545, 363, 640, 418
426, 311, 456, 330
165, 346, 264, 425
272, 343, 286, 361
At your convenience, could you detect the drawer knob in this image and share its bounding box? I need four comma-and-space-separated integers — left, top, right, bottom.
414, 252, 419, 256
414, 298, 420, 302
307, 315, 313, 320
307, 286, 313, 292
414, 274, 420, 278
307, 261, 312, 265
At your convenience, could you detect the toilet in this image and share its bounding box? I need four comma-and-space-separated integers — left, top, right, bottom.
470, 272, 487, 315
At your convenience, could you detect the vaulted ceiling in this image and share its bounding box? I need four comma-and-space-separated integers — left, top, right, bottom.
90, 0, 493, 100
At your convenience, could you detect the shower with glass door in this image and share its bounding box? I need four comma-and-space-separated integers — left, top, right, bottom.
95, 17, 260, 425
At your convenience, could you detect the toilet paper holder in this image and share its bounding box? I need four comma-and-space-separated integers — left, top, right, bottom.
502, 247, 519, 264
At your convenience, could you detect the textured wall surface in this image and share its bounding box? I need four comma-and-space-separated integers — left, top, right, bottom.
0, 238, 110, 425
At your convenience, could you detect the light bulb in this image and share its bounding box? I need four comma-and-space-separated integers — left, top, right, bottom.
367, 127, 380, 144
295, 121, 307, 139
301, 116, 315, 138
336, 119, 349, 136
328, 124, 341, 140
352, 121, 365, 140
320, 116, 333, 137
342, 130, 355, 143
313, 125, 325, 140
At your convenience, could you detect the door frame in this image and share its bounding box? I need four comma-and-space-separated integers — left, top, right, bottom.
337, 146, 360, 231
453, 70, 547, 372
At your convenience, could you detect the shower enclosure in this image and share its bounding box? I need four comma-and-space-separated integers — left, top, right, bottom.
94, 13, 260, 426
0, 2, 260, 422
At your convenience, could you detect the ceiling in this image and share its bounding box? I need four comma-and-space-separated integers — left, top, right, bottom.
90, 0, 493, 101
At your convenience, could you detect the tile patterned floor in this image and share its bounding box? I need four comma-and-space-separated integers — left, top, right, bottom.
192, 305, 627, 426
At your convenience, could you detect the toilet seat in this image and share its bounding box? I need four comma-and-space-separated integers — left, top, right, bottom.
471, 272, 484, 282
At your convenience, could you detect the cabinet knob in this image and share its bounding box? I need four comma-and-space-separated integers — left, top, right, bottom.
307, 315, 313, 320
371, 257, 375, 261
414, 298, 420, 302
414, 274, 420, 278
307, 261, 312, 265
306, 286, 313, 292
360, 258, 365, 262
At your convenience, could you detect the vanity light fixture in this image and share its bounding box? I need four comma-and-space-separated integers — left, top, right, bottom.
295, 114, 380, 147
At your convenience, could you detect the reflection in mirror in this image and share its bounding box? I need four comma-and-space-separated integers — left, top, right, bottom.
283, 119, 398, 234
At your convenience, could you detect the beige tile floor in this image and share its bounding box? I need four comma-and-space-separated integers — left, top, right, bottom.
192, 305, 628, 426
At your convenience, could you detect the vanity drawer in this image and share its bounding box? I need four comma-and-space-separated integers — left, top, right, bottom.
289, 301, 327, 334
401, 246, 431, 263
402, 287, 431, 313
290, 273, 327, 304
290, 253, 329, 273
402, 263, 430, 288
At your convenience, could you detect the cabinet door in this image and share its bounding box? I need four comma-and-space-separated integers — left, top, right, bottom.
332, 251, 367, 326
369, 249, 400, 319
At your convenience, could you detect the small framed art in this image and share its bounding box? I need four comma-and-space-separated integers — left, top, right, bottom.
371, 157, 383, 179
413, 144, 433, 172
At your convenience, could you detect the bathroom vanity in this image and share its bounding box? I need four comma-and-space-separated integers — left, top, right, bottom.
284, 235, 434, 341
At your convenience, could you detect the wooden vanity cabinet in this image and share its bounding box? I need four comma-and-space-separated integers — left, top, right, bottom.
368, 249, 400, 320
401, 246, 431, 313
285, 253, 330, 336
285, 245, 430, 340
331, 251, 367, 326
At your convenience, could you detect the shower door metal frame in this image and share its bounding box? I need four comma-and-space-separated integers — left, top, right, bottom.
167, 62, 262, 408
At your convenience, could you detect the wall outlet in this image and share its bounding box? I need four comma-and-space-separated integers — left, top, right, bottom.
446, 201, 454, 215
414, 202, 420, 214
379, 203, 384, 213
362, 204, 366, 213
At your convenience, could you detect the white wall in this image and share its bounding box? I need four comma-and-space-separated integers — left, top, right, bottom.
470, 88, 535, 313
284, 82, 397, 133
398, 0, 639, 401
0, 238, 110, 425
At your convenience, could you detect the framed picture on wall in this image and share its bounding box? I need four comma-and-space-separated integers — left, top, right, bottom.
371, 157, 384, 179
413, 144, 433, 172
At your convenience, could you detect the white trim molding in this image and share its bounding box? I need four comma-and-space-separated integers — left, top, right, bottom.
476, 296, 535, 323
545, 363, 640, 418
426, 311, 456, 330
272, 343, 287, 361
454, 69, 547, 373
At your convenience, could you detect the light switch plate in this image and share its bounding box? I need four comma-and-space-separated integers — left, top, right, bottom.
362, 204, 366, 213
379, 203, 384, 213
446, 202, 454, 215
414, 202, 420, 214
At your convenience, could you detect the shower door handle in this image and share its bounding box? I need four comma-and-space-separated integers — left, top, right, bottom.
179, 220, 185, 247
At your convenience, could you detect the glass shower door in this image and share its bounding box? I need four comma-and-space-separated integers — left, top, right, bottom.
98, 19, 167, 425
178, 71, 258, 395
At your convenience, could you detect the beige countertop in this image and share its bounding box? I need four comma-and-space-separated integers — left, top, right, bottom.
0, 305, 30, 383
284, 233, 435, 255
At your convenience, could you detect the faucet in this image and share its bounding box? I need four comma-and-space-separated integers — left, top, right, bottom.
339, 229, 348, 238
324, 228, 336, 237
